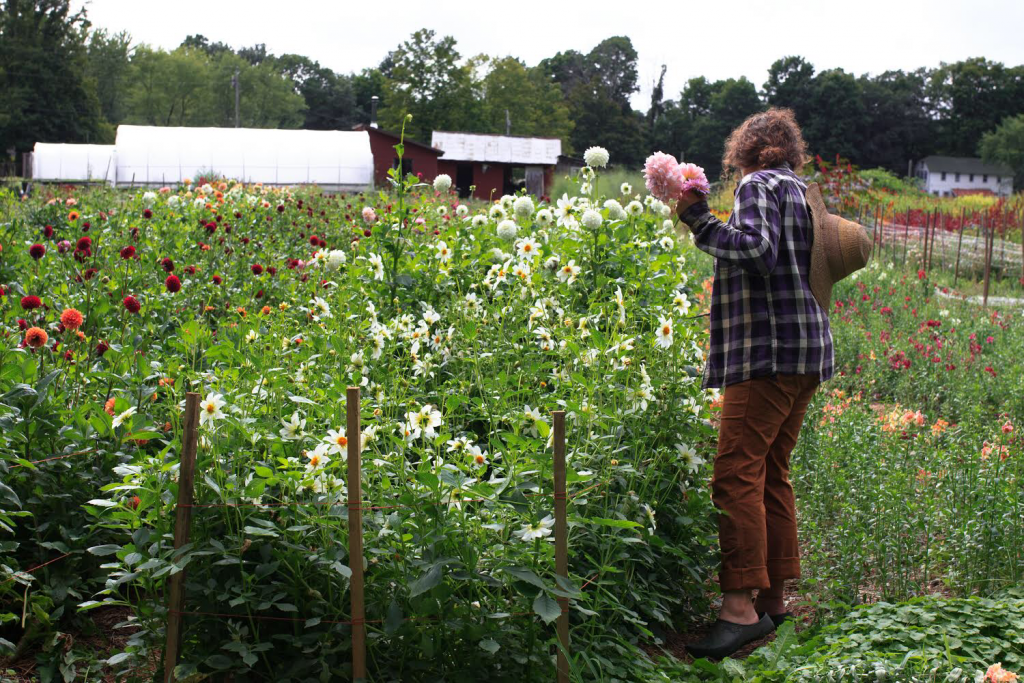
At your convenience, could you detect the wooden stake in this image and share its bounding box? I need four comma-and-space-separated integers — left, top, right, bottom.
903, 209, 911, 266
982, 216, 992, 307
954, 207, 966, 287
163, 392, 200, 683
875, 206, 883, 253
921, 210, 929, 270
552, 410, 569, 683
347, 386, 367, 682
1019, 210, 1024, 287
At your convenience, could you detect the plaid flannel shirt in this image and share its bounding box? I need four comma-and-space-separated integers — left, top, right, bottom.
680, 165, 833, 389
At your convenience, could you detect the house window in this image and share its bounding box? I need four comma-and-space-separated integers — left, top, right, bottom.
941, 172, 946, 181
983, 174, 988, 183
955, 173, 961, 182
392, 157, 413, 176
995, 176, 1000, 183
969, 173, 974, 182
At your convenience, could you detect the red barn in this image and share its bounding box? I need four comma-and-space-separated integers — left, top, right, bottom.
431, 131, 561, 200
355, 124, 443, 188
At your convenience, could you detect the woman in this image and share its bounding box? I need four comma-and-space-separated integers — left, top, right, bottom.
675, 108, 832, 659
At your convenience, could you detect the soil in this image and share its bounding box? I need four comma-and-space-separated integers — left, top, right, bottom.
2, 606, 157, 683
647, 583, 814, 665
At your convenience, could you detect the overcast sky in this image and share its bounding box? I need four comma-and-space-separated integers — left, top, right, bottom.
75, 0, 1024, 111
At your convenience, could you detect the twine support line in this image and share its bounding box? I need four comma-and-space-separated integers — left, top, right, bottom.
0, 552, 72, 585
11, 449, 95, 468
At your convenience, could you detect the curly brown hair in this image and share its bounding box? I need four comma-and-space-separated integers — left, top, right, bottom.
722, 108, 809, 176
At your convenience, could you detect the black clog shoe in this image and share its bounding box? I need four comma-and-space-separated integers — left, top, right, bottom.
686, 613, 776, 660
759, 611, 793, 627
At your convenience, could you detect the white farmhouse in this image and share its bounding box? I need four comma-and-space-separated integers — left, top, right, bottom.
914, 156, 1013, 197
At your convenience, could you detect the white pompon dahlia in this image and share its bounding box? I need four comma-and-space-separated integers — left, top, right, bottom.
535, 208, 553, 226
497, 220, 518, 241
433, 174, 452, 193
584, 146, 610, 168
513, 195, 535, 217
581, 209, 603, 230
326, 249, 347, 271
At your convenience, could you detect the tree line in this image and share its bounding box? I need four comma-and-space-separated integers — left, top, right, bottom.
2, 0, 1023, 182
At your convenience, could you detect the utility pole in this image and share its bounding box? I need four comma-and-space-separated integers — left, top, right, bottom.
505, 109, 511, 136
232, 69, 240, 128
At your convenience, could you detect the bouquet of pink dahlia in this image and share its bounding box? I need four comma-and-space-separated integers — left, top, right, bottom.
643, 152, 710, 202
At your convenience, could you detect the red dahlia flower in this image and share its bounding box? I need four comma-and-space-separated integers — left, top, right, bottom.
211, 274, 222, 285
60, 308, 84, 329
30, 243, 46, 259
161, 258, 174, 272
44, 225, 54, 238
96, 340, 109, 356
123, 295, 141, 313
120, 246, 136, 259
165, 275, 181, 293
143, 209, 153, 219
251, 264, 263, 275
21, 295, 42, 310
76, 236, 92, 251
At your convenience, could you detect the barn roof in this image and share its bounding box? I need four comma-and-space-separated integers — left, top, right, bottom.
920, 156, 1012, 177
353, 124, 442, 155
430, 131, 561, 165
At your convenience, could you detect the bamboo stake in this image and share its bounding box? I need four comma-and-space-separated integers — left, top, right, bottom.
347, 386, 366, 683
163, 392, 200, 683
553, 410, 569, 683
1019, 210, 1023, 287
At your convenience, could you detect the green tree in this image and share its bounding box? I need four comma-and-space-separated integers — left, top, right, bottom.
661, 76, 762, 179
85, 28, 132, 138
541, 37, 644, 165
479, 56, 572, 145
124, 46, 212, 126
0, 0, 104, 166
377, 29, 480, 141
858, 69, 934, 174
979, 114, 1024, 190
278, 54, 358, 130
929, 58, 1024, 157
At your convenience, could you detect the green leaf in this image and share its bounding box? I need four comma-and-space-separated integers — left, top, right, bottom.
499, 566, 547, 591
385, 600, 403, 635
87, 544, 121, 556
408, 563, 443, 597
205, 654, 232, 669
242, 526, 279, 538
533, 592, 561, 624
479, 638, 500, 654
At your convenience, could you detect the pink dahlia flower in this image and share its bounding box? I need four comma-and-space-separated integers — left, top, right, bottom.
680, 163, 711, 195
644, 152, 685, 202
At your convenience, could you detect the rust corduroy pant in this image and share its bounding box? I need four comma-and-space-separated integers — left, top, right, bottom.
712, 373, 819, 592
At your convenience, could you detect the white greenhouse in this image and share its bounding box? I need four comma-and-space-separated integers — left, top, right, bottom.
113, 126, 374, 190
30, 143, 116, 184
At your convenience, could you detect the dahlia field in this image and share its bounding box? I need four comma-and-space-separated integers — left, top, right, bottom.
0, 162, 720, 680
